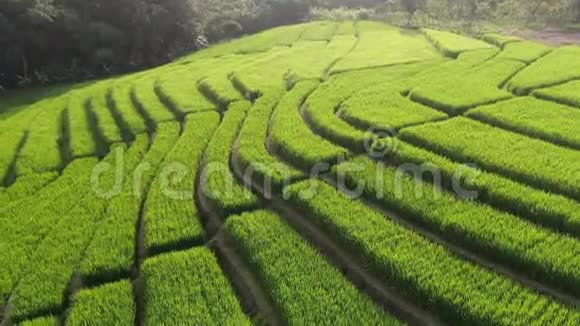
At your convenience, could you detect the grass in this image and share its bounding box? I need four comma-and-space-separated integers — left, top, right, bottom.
331, 27, 440, 74
507, 46, 580, 95
534, 79, 580, 108
285, 180, 578, 325
299, 21, 338, 41
2, 22, 580, 325
144, 112, 219, 255
340, 83, 447, 130
226, 209, 398, 325
142, 247, 250, 324
66, 280, 135, 325
235, 90, 304, 189
496, 41, 551, 63
399, 117, 580, 201
79, 132, 166, 285
410, 58, 525, 114
481, 33, 521, 47
467, 96, 580, 149
8, 141, 148, 321
270, 80, 347, 171
333, 156, 580, 297
200, 101, 259, 217
422, 28, 495, 57
66, 92, 98, 158
382, 139, 580, 237
0, 172, 57, 204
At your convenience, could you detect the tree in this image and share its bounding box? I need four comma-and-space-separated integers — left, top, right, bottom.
400, 0, 424, 25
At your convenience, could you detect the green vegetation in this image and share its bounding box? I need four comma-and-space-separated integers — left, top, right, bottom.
2, 21, 580, 325
270, 80, 347, 171
496, 41, 551, 63
300, 21, 338, 41
236, 91, 304, 189
20, 316, 59, 326
400, 117, 580, 200
80, 127, 178, 284
331, 26, 440, 74
340, 83, 447, 130
333, 156, 580, 297
131, 76, 176, 125
200, 101, 259, 217
226, 209, 397, 325
422, 28, 494, 57
467, 97, 580, 149
8, 140, 148, 321
534, 79, 580, 108
481, 33, 521, 47
382, 139, 580, 237
0, 172, 57, 204
144, 112, 219, 255
507, 46, 580, 95
410, 58, 525, 114
305, 61, 439, 151
66, 280, 135, 325
66, 93, 98, 158
142, 247, 250, 325
285, 180, 579, 325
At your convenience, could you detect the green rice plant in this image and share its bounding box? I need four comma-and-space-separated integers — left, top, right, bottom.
305, 61, 439, 152
340, 84, 447, 131
66, 280, 135, 326
19, 316, 58, 326
496, 41, 551, 63
8, 140, 148, 322
285, 180, 580, 325
235, 91, 304, 189
299, 21, 338, 41
17, 97, 68, 175
467, 97, 580, 149
155, 67, 215, 117
270, 81, 347, 171
144, 112, 219, 255
66, 92, 98, 158
335, 21, 357, 35
455, 47, 500, 65
333, 156, 580, 297
534, 79, 580, 108
226, 209, 398, 325
0, 129, 26, 183
482, 33, 521, 47
381, 139, 580, 236
86, 85, 123, 144
399, 117, 580, 200
200, 101, 259, 217
507, 46, 580, 95
331, 28, 440, 74
142, 247, 250, 325
108, 79, 149, 135
131, 75, 176, 124
80, 131, 167, 285
422, 28, 495, 58
410, 58, 525, 114
286, 36, 356, 86
0, 172, 57, 203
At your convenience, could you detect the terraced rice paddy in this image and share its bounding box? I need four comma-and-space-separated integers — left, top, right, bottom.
0, 21, 579, 325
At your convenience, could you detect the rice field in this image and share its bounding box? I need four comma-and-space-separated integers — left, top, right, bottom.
0, 21, 579, 325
